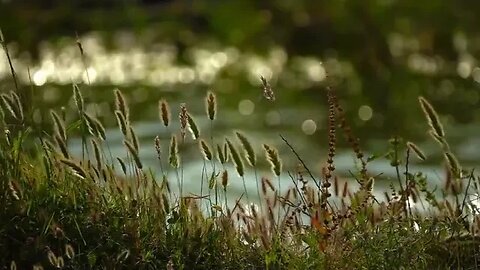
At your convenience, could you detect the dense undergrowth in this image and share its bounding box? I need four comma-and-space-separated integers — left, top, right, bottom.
1, 36, 480, 270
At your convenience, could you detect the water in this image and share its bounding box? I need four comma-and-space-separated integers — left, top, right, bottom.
2, 31, 479, 203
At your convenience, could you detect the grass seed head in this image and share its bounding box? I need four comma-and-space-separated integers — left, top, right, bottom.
199, 139, 213, 161
50, 110, 66, 142
91, 139, 103, 170
226, 138, 244, 177
154, 136, 162, 160
73, 84, 84, 113
217, 144, 226, 164
114, 110, 128, 137
114, 88, 129, 120
263, 144, 282, 176
117, 157, 127, 175
236, 131, 256, 167
124, 139, 143, 169
187, 113, 200, 140
418, 96, 445, 138
179, 103, 188, 140
444, 152, 461, 177
159, 99, 170, 127
407, 141, 427, 161
54, 134, 69, 159
9, 91, 23, 122
169, 134, 179, 168
206, 91, 217, 120
260, 76, 275, 101
221, 170, 229, 190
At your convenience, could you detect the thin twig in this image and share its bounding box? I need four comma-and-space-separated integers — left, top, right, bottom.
279, 134, 321, 190
0, 29, 19, 91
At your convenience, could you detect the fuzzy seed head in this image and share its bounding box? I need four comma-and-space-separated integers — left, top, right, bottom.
169, 134, 179, 168
187, 113, 200, 140
179, 103, 188, 140
73, 84, 84, 113
407, 141, 427, 161
206, 91, 217, 120
199, 139, 213, 161
263, 144, 282, 176
114, 88, 129, 120
236, 131, 256, 167
260, 76, 275, 101
226, 138, 244, 177
159, 99, 170, 127
418, 96, 445, 138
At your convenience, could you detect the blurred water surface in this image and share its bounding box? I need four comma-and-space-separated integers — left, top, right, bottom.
1, 29, 479, 201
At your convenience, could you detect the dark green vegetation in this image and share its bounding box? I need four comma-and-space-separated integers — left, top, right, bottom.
1, 59, 480, 268
1, 1, 480, 140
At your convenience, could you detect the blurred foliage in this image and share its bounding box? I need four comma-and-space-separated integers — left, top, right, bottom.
1, 0, 480, 140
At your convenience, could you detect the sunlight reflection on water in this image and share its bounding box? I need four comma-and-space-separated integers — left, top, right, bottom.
0, 32, 326, 89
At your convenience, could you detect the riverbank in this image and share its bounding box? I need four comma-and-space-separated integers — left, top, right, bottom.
1, 80, 479, 269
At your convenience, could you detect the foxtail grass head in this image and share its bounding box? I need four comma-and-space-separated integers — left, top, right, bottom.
260, 76, 275, 101
199, 139, 213, 161
179, 103, 188, 140
159, 99, 170, 127
418, 96, 445, 138
73, 84, 84, 113
406, 141, 427, 161
226, 138, 244, 177
114, 88, 129, 121
263, 144, 282, 176
206, 91, 217, 120
236, 131, 256, 167
169, 134, 179, 168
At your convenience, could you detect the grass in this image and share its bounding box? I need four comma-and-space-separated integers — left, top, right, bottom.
1, 37, 480, 270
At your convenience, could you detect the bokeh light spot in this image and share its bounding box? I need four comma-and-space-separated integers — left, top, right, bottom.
301, 119, 317, 135
238, 99, 255, 115
33, 70, 47, 86
358, 105, 373, 121
266, 111, 281, 126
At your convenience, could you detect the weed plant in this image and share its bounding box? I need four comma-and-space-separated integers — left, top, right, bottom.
1, 34, 480, 269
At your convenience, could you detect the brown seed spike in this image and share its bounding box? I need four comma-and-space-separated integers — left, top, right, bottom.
73, 84, 84, 113
187, 113, 200, 140
236, 131, 256, 167
418, 96, 445, 138
226, 138, 244, 177
159, 99, 170, 127
407, 141, 427, 161
114, 88, 129, 121
263, 144, 282, 176
114, 110, 128, 137
221, 170, 228, 190
154, 136, 162, 160
169, 134, 179, 169
216, 144, 226, 164
199, 139, 213, 161
179, 103, 188, 140
206, 91, 217, 120
444, 152, 461, 177
260, 76, 275, 101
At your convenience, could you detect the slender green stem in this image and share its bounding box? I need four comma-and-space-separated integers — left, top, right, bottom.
242, 175, 249, 203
